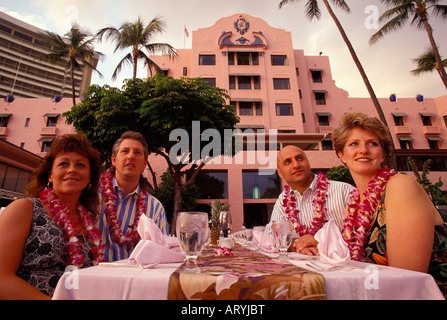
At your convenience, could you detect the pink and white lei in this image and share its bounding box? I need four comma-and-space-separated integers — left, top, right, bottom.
282, 172, 329, 236
39, 188, 105, 267
100, 167, 147, 247
214, 246, 234, 256
342, 167, 395, 261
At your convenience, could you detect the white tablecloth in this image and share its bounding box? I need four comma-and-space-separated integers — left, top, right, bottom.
53, 256, 444, 300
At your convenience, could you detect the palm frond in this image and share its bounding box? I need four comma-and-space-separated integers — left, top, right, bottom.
111, 53, 133, 81
329, 0, 351, 14
369, 11, 409, 44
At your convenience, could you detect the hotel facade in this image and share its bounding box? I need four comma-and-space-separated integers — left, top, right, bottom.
1, 13, 446, 230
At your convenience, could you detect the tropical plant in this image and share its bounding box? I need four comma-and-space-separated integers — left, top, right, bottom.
64, 75, 240, 231
209, 200, 230, 245
96, 16, 177, 80
326, 165, 355, 186
412, 47, 447, 77
407, 157, 447, 206
370, 0, 447, 90
38, 24, 103, 105
278, 0, 397, 169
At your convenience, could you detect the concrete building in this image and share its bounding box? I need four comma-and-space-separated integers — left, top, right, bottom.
1, 13, 446, 230
0, 11, 95, 100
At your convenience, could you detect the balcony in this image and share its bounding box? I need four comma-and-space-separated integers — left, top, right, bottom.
0, 127, 7, 136
318, 126, 332, 134
394, 126, 412, 135
422, 126, 441, 135
40, 126, 57, 136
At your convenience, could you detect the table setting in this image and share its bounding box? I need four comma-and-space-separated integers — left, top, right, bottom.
52, 213, 445, 300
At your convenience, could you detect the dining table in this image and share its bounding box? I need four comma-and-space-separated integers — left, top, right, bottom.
52, 241, 445, 300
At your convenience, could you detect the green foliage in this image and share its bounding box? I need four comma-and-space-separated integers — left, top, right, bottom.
153, 170, 200, 222
408, 157, 447, 206
326, 165, 355, 186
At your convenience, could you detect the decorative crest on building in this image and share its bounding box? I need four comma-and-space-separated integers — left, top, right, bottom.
234, 15, 249, 35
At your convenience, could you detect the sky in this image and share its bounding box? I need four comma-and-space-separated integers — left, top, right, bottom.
1, 0, 446, 99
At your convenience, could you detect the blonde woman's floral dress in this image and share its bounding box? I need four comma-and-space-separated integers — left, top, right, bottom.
364, 191, 447, 298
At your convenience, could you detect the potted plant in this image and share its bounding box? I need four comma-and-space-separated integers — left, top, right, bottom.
209, 200, 229, 245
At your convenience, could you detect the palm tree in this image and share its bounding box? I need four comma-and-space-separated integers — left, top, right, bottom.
412, 47, 447, 76
39, 24, 103, 106
370, 0, 447, 90
279, 0, 397, 169
96, 16, 177, 80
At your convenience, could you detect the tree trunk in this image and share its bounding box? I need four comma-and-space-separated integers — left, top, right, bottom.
420, 12, 447, 89
322, 0, 397, 170
70, 59, 76, 106
170, 168, 183, 235
133, 54, 138, 79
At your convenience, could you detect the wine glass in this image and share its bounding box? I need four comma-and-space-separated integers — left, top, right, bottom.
271, 220, 293, 259
218, 211, 232, 237
176, 212, 209, 273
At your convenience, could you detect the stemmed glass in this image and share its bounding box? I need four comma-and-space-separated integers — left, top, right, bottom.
218, 211, 232, 237
176, 212, 209, 273
271, 220, 293, 259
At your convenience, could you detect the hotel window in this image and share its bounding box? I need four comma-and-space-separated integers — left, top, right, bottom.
420, 113, 435, 126
392, 113, 407, 126
38, 137, 54, 153
398, 136, 414, 150
229, 75, 260, 90
25, 118, 30, 127
235, 101, 262, 116
238, 76, 251, 89
0, 114, 11, 127
322, 136, 333, 150
195, 170, 228, 199
201, 78, 216, 87
46, 115, 59, 127
311, 70, 322, 83
317, 113, 331, 126
314, 91, 326, 105
242, 170, 282, 199
199, 54, 216, 65
183, 67, 187, 76
427, 136, 441, 150
228, 52, 259, 65
273, 78, 290, 90
239, 102, 253, 115
276, 103, 293, 116
271, 55, 287, 66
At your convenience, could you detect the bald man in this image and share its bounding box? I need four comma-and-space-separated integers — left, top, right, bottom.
265, 145, 354, 255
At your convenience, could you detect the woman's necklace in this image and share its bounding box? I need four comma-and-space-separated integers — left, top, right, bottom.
342, 167, 395, 261
100, 167, 147, 247
39, 188, 105, 267
282, 172, 329, 236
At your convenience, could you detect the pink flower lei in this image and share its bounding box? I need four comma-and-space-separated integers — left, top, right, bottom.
100, 167, 147, 247
342, 167, 395, 261
282, 172, 329, 236
39, 188, 105, 267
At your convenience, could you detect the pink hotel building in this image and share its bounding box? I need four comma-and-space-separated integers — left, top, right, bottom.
1, 13, 447, 229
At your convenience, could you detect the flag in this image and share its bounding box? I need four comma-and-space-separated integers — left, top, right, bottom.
184, 26, 189, 38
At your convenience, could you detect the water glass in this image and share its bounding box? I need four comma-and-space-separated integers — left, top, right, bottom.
271, 220, 293, 259
176, 211, 209, 273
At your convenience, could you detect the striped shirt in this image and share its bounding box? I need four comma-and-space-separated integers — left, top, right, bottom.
97, 177, 169, 262
265, 174, 355, 237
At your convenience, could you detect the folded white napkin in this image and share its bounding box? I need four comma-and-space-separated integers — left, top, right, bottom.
314, 220, 351, 266
253, 229, 278, 253
129, 215, 185, 265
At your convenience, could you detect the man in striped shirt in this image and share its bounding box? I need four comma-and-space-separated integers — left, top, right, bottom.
265, 145, 354, 255
97, 132, 169, 261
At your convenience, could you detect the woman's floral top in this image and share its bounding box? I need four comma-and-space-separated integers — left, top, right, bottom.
364, 191, 447, 298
